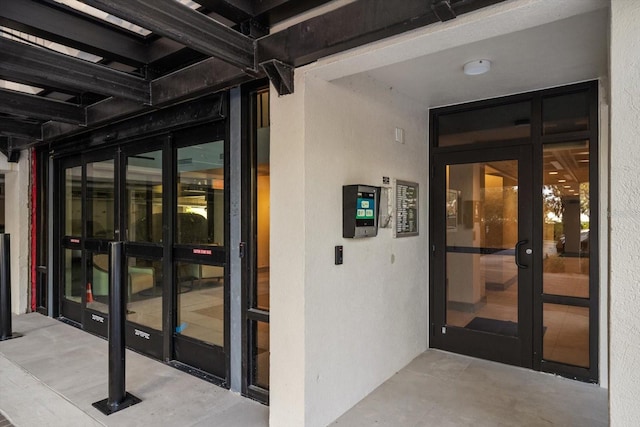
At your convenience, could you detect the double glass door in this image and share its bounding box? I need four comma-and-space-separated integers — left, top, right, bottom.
430, 83, 598, 382
58, 124, 228, 379
431, 147, 533, 366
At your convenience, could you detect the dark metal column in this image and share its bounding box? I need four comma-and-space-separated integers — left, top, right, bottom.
0, 234, 22, 341
92, 241, 141, 415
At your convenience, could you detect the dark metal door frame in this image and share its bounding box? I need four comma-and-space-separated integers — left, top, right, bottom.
431, 145, 534, 367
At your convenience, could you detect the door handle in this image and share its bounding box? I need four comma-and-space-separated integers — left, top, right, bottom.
515, 240, 528, 269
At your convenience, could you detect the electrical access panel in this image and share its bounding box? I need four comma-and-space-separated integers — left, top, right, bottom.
343, 185, 381, 238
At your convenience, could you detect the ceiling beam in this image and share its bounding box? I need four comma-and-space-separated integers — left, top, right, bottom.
81, 0, 256, 70
195, 0, 253, 23
257, 0, 507, 67
0, 0, 150, 67
0, 38, 150, 104
0, 88, 86, 125
0, 136, 32, 162
151, 57, 254, 105
0, 117, 42, 139
43, 56, 259, 140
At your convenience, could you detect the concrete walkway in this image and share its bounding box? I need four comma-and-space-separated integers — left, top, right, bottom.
1, 313, 608, 426
0, 313, 268, 427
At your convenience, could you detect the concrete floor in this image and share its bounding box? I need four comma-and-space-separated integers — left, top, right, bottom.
1, 313, 608, 426
333, 350, 608, 427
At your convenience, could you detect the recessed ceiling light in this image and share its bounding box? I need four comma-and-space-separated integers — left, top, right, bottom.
578, 159, 590, 163
558, 179, 566, 183
463, 60, 491, 76
550, 161, 564, 170
548, 171, 558, 175
563, 185, 571, 188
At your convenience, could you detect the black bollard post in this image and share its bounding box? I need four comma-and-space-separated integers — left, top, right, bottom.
93, 241, 141, 415
0, 234, 22, 341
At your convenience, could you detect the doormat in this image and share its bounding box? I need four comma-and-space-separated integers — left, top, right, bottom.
465, 317, 518, 337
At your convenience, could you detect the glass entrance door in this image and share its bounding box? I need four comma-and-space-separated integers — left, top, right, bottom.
56, 123, 229, 382
431, 146, 533, 367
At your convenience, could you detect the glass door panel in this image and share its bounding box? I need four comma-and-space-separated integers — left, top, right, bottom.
62, 165, 82, 307
86, 160, 115, 239
63, 248, 83, 303
176, 262, 225, 347
173, 135, 227, 379
123, 146, 165, 358
446, 161, 519, 335
432, 146, 532, 367
64, 166, 82, 237
127, 150, 163, 243
177, 141, 225, 246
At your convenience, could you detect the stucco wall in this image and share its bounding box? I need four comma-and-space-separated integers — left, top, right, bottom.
270, 70, 429, 427
269, 72, 308, 427
609, 0, 640, 425
1, 151, 31, 314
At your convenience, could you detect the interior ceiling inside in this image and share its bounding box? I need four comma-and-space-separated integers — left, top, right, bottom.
364, 8, 608, 109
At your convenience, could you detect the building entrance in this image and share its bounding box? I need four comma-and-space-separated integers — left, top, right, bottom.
56, 122, 228, 380
430, 82, 599, 382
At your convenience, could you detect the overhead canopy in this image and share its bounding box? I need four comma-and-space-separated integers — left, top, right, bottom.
0, 0, 505, 156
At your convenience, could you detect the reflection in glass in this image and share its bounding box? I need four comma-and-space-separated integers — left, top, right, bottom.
445, 161, 519, 335
543, 303, 589, 368
87, 252, 109, 314
256, 89, 270, 311
126, 257, 162, 331
87, 159, 115, 239
63, 249, 83, 303
177, 141, 224, 246
438, 102, 531, 147
543, 91, 589, 135
176, 262, 225, 346
252, 321, 270, 389
127, 150, 163, 243
542, 141, 590, 298
65, 166, 82, 236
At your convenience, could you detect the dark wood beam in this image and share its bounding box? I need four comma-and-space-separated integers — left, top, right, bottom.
257, 0, 507, 67
0, 0, 149, 67
0, 117, 42, 139
0, 88, 85, 125
82, 0, 256, 70
0, 38, 150, 104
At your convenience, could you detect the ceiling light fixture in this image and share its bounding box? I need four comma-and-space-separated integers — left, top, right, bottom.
463, 59, 491, 76
548, 171, 558, 175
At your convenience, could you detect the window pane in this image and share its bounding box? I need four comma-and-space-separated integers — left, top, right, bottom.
126, 257, 163, 332
252, 321, 269, 390
65, 166, 82, 236
543, 303, 589, 368
543, 91, 589, 135
86, 160, 115, 239
87, 252, 109, 314
445, 161, 519, 334
176, 262, 224, 346
63, 249, 82, 303
177, 141, 224, 246
127, 150, 163, 243
542, 141, 590, 298
256, 90, 270, 311
437, 102, 531, 147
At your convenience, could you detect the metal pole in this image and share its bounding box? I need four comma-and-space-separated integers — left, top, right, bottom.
0, 234, 21, 341
108, 241, 126, 407
92, 241, 140, 415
